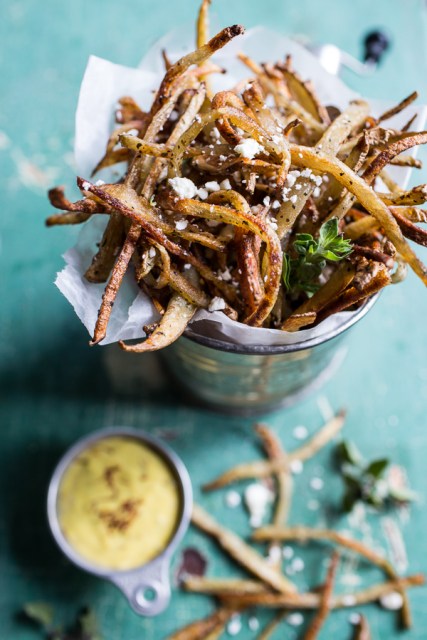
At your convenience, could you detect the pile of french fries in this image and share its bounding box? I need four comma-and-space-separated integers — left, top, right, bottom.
168, 411, 424, 639
47, 0, 427, 352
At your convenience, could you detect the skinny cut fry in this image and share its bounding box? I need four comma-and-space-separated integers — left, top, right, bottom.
191, 504, 297, 594
203, 410, 346, 490
303, 551, 339, 640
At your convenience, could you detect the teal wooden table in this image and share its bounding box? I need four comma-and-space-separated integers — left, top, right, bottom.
1, 1, 427, 637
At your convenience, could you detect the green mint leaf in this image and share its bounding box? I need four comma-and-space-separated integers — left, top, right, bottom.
282, 253, 291, 290
337, 441, 364, 467
365, 458, 389, 479
23, 603, 54, 629
319, 217, 339, 247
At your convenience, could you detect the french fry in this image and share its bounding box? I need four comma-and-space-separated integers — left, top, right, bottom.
191, 504, 297, 594
303, 551, 339, 640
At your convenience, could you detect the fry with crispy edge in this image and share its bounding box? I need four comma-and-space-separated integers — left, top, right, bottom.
252, 525, 412, 627
191, 503, 297, 594
202, 410, 346, 491
303, 551, 340, 640
166, 606, 234, 640
216, 574, 424, 609
119, 293, 196, 352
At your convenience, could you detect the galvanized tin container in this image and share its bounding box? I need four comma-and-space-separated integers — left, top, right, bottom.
163, 296, 378, 415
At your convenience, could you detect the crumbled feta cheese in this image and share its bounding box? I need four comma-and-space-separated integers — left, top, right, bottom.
175, 219, 188, 231
272, 199, 280, 209
310, 477, 324, 491
248, 617, 259, 632
286, 174, 297, 188
283, 546, 294, 560
219, 154, 227, 161
268, 219, 278, 231
148, 247, 156, 258
208, 297, 226, 312
197, 187, 208, 200
295, 184, 302, 191
267, 544, 282, 565
349, 613, 361, 625
126, 128, 139, 136
219, 267, 232, 281
313, 187, 321, 198
293, 425, 308, 440
380, 591, 404, 611
81, 181, 91, 191
244, 483, 274, 527
291, 557, 305, 572
225, 490, 241, 508
263, 195, 271, 206
301, 168, 312, 178
183, 263, 191, 270
287, 613, 304, 627
205, 180, 221, 192
220, 178, 232, 190
227, 614, 242, 636
298, 152, 303, 158
290, 459, 303, 474
169, 176, 197, 199
211, 127, 221, 139
169, 110, 178, 121
95, 179, 105, 186
290, 194, 298, 204
234, 138, 264, 159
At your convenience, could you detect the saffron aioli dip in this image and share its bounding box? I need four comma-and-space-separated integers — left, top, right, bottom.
57, 436, 181, 571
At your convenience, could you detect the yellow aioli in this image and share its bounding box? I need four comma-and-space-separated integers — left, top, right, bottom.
58, 436, 181, 571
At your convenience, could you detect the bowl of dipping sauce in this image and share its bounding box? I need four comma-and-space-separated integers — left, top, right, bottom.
47, 427, 192, 616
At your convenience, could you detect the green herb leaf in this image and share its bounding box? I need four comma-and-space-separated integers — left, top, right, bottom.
337, 441, 364, 467
364, 458, 389, 479
79, 607, 102, 640
23, 603, 54, 629
282, 217, 352, 295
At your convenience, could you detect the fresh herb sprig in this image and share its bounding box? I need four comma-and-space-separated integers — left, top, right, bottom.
336, 440, 418, 513
22, 603, 101, 640
282, 217, 353, 295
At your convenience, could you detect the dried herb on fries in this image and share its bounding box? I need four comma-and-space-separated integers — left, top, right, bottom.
47, 0, 427, 351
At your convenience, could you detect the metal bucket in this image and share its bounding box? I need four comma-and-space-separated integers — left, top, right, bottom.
162, 295, 378, 415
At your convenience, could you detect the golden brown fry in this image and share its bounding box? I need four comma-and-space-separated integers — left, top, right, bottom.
46, 211, 93, 226
183, 576, 266, 595
218, 574, 424, 609
303, 551, 339, 640
166, 607, 233, 640
281, 312, 317, 332
203, 411, 346, 490
84, 212, 125, 283
191, 504, 297, 594
378, 184, 427, 206
119, 293, 195, 352
290, 144, 427, 285
196, 0, 212, 48
377, 91, 418, 123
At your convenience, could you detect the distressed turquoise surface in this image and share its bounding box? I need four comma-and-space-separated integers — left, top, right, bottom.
1, 0, 427, 638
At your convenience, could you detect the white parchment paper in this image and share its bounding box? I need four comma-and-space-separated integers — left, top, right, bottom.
55, 27, 427, 346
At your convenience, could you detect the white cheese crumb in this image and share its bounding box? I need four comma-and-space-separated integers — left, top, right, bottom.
175, 219, 188, 231
227, 614, 242, 636
286, 174, 297, 188
183, 263, 191, 270
301, 168, 312, 178
290, 459, 303, 474
244, 483, 274, 527
290, 194, 298, 204
268, 218, 278, 231
126, 128, 139, 136
310, 477, 324, 491
380, 591, 404, 611
293, 425, 308, 440
82, 180, 91, 191
225, 490, 241, 508
248, 617, 259, 632
291, 557, 305, 572
148, 247, 156, 258
266, 544, 282, 565
95, 179, 105, 186
298, 152, 303, 158
263, 195, 271, 206
272, 199, 280, 209
349, 613, 361, 625
169, 176, 197, 199
283, 546, 294, 559
313, 187, 321, 198
220, 178, 232, 190
219, 267, 232, 282
205, 180, 221, 192
197, 187, 208, 200
208, 297, 226, 312
287, 613, 304, 627
169, 110, 178, 121
219, 154, 227, 161
234, 138, 264, 159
